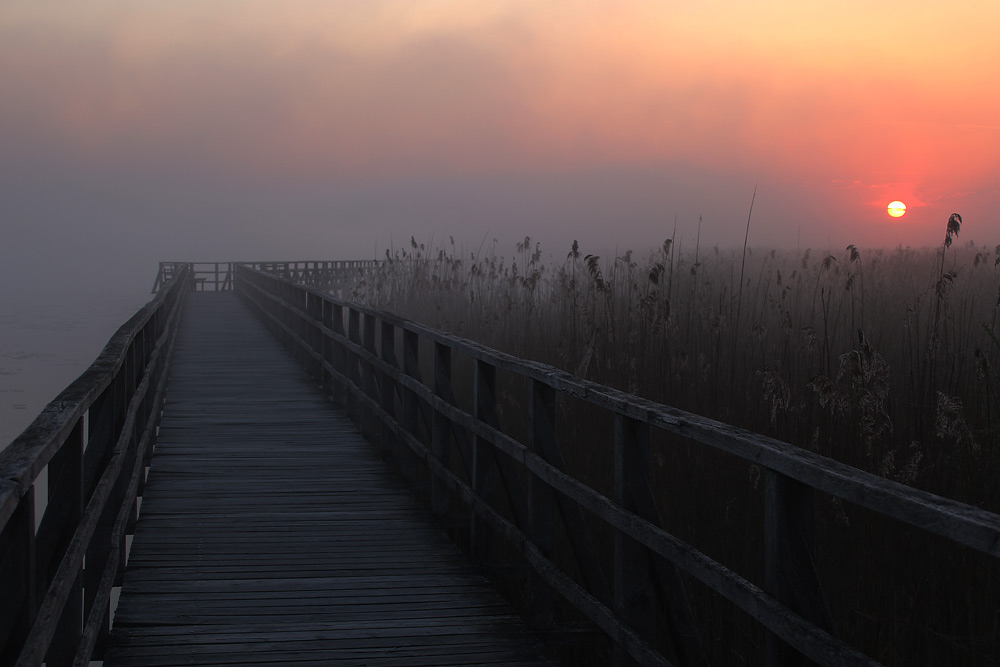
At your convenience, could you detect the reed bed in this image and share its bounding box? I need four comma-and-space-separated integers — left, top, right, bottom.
340, 218, 999, 665
352, 227, 1000, 509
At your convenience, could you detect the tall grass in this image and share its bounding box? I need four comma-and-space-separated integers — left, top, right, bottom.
351, 226, 1000, 509
340, 220, 1000, 665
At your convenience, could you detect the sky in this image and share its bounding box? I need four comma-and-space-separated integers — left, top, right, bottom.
2, 0, 999, 295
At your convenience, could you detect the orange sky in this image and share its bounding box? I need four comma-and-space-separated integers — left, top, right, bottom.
1, 0, 998, 265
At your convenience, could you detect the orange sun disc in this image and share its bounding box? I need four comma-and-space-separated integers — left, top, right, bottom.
887, 201, 906, 217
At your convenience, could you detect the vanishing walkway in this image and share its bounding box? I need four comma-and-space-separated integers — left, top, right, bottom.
104, 293, 554, 666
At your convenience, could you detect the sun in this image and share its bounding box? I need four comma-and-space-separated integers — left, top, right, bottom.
887, 201, 907, 218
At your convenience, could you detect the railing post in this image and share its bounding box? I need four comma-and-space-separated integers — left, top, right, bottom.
278, 281, 289, 343
114, 409, 139, 589
298, 287, 310, 367
136, 325, 156, 491
330, 303, 346, 405
379, 321, 398, 459
401, 330, 421, 487
471, 359, 530, 552
85, 377, 116, 501
471, 359, 497, 561
307, 293, 323, 382
152, 262, 164, 293
321, 299, 333, 395
83, 370, 127, 660
613, 414, 652, 667
347, 309, 362, 424
528, 378, 556, 630
764, 470, 835, 667
362, 313, 378, 440
0, 488, 36, 666
431, 342, 453, 517
289, 285, 302, 364
43, 418, 85, 666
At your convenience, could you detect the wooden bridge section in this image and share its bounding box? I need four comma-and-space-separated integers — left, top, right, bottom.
151, 261, 381, 294
3, 261, 1000, 667
104, 292, 554, 666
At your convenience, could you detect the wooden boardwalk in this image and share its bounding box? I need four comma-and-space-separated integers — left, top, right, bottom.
105, 292, 554, 666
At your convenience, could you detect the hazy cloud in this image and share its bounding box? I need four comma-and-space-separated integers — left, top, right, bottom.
1, 0, 998, 292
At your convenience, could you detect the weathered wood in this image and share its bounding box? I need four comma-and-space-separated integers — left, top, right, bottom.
330, 301, 347, 404
36, 422, 83, 592
614, 414, 652, 667
247, 268, 1000, 559
0, 265, 189, 667
528, 379, 556, 630
399, 329, 422, 486
0, 271, 185, 665
239, 269, 858, 663
320, 299, 334, 395
472, 360, 497, 560
278, 321, 868, 665
525, 381, 612, 611
41, 419, 84, 667
347, 307, 363, 427
615, 415, 708, 667
306, 291, 324, 383
231, 264, 1000, 667
349, 385, 681, 667
102, 292, 555, 667
83, 388, 116, 501
22, 344, 169, 666
765, 471, 836, 667
47, 572, 81, 667
363, 312, 380, 444
0, 490, 35, 666
379, 320, 398, 458
432, 342, 454, 517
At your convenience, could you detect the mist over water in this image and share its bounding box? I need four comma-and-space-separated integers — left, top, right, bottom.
0, 285, 152, 449
2, 0, 997, 446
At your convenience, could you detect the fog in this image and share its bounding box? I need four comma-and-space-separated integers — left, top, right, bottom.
3, 2, 997, 293
3, 2, 999, 443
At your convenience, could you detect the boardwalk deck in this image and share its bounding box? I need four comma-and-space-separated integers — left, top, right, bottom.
104, 292, 554, 666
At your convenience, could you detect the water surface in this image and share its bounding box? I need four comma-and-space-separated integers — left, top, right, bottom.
0, 287, 153, 449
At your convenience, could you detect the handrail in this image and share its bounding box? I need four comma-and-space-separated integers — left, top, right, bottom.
234, 263, 1000, 667
152, 260, 380, 293
0, 266, 191, 666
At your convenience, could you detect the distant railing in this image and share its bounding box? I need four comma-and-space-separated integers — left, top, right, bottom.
152, 260, 380, 293
235, 264, 1000, 667
0, 266, 190, 667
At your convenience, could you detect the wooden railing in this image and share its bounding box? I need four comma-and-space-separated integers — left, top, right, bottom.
235, 263, 1000, 667
0, 266, 190, 667
152, 260, 380, 293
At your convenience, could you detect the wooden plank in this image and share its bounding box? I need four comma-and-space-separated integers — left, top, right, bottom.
103, 292, 554, 667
